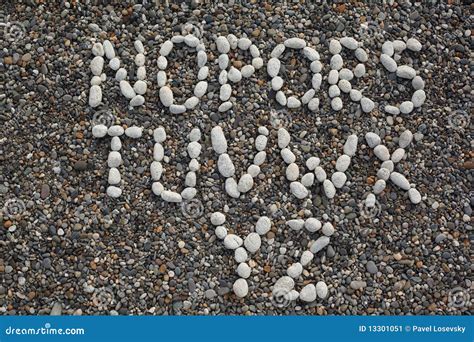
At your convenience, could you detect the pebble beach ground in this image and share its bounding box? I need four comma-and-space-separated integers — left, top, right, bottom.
0, 1, 472, 315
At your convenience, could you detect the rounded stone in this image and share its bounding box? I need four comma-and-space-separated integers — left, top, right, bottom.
210, 212, 226, 226
233, 278, 248, 298
287, 262, 303, 279
237, 263, 251, 279
215, 226, 227, 240
256, 216, 271, 235
237, 174, 254, 193
316, 281, 328, 299
305, 218, 321, 232
290, 182, 308, 199
224, 234, 243, 250
244, 233, 261, 253
299, 284, 317, 302
310, 236, 330, 254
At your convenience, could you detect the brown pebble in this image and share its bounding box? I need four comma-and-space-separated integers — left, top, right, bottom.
393, 253, 402, 261
329, 128, 338, 136
461, 160, 474, 169
233, 60, 243, 68
40, 184, 50, 199
252, 29, 260, 37
335, 4, 346, 13
22, 53, 32, 62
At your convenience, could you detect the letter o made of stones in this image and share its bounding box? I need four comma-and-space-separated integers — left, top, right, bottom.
215, 35, 263, 113
157, 34, 208, 114
268, 38, 321, 112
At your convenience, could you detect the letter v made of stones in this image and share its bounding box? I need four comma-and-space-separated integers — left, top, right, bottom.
211, 124, 269, 198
